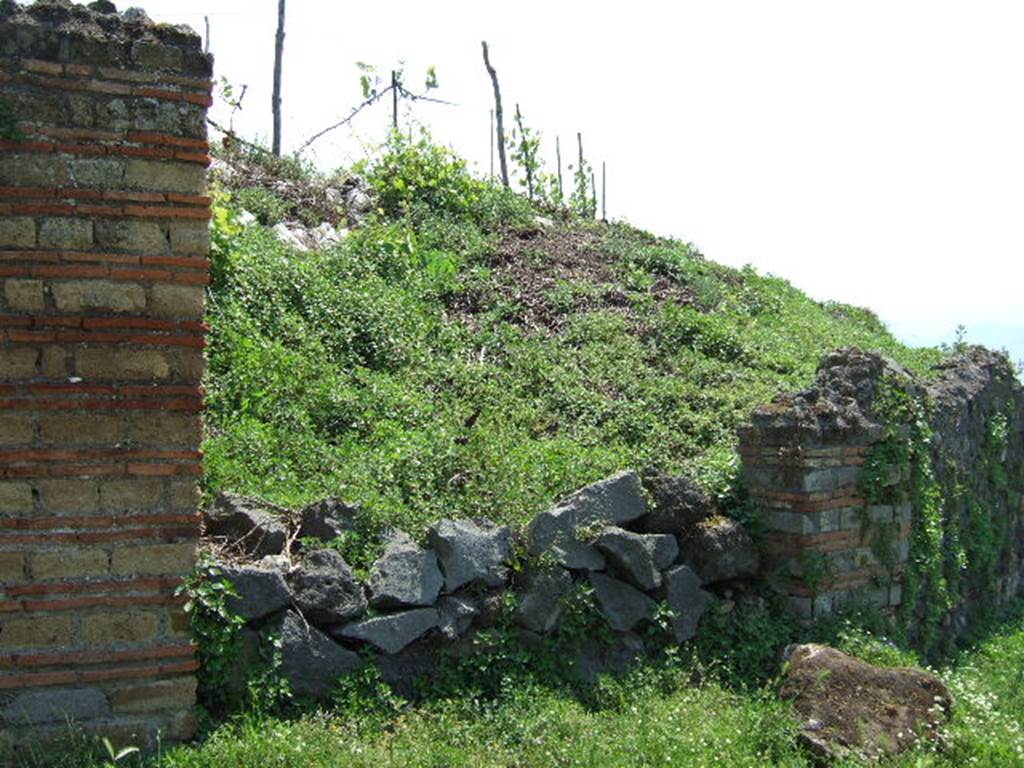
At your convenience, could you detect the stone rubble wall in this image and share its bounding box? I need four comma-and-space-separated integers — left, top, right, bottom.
205, 470, 746, 704
0, 0, 211, 754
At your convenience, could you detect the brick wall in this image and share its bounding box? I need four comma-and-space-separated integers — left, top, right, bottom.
740, 439, 909, 619
738, 351, 912, 619
0, 0, 210, 754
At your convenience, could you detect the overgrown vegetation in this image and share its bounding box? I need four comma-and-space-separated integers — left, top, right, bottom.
203, 131, 941, 543
173, 557, 249, 715
29, 602, 1024, 767
17, 127, 1024, 768
0, 98, 23, 141
860, 376, 1019, 660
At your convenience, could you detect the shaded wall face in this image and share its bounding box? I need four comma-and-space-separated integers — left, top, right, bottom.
739, 348, 1024, 646
0, 0, 211, 753
924, 354, 1024, 637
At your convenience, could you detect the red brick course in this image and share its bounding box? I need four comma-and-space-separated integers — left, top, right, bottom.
1, 22, 209, 745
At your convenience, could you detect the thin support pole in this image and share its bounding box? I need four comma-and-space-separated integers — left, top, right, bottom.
556, 135, 563, 205
391, 70, 399, 130
601, 161, 606, 221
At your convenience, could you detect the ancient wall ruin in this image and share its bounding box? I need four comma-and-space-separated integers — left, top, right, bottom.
740, 348, 1024, 650
1, 0, 1022, 756
196, 341, 1024, 714
0, 0, 210, 753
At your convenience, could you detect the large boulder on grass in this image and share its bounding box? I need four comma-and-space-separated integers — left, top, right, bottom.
527, 471, 648, 570
290, 549, 367, 624
428, 519, 512, 592
367, 530, 444, 609
780, 644, 953, 763
204, 492, 288, 557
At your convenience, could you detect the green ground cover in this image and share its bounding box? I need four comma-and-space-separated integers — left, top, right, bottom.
202, 135, 940, 539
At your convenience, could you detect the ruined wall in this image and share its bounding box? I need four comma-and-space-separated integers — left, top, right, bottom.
923, 351, 1024, 641
740, 348, 1024, 648
738, 351, 911, 619
0, 0, 211, 753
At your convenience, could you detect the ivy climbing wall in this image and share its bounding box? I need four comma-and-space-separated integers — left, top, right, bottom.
740, 347, 1024, 656
0, 0, 211, 754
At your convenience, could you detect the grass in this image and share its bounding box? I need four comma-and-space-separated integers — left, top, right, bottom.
30, 607, 1024, 767
148, 682, 806, 768
202, 133, 941, 544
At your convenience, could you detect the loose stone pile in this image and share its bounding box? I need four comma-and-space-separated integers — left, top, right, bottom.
202, 470, 760, 700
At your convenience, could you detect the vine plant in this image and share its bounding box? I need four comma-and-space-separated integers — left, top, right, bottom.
175, 553, 245, 712
0, 99, 23, 141
509, 104, 542, 202
860, 377, 1016, 659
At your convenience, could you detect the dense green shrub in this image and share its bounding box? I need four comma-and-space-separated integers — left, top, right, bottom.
203, 134, 941, 538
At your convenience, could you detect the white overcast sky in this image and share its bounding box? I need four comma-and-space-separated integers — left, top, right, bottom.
130, 0, 1023, 363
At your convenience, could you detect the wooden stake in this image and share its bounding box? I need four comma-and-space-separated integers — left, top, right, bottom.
204, 16, 210, 54
391, 70, 399, 131
601, 161, 606, 221
490, 109, 495, 180
577, 132, 586, 213
271, 0, 286, 156
556, 135, 563, 205
481, 42, 509, 188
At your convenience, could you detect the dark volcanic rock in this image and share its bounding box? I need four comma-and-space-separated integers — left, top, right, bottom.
335, 608, 439, 655
515, 567, 573, 633
780, 643, 953, 763
570, 632, 646, 684
589, 572, 656, 631
204, 492, 288, 557
296, 498, 358, 542
367, 530, 444, 609
290, 549, 366, 624
682, 517, 760, 584
663, 565, 711, 642
278, 610, 360, 701
428, 519, 512, 592
437, 595, 478, 640
639, 471, 714, 535
527, 471, 648, 570
595, 526, 677, 590
223, 626, 263, 703
375, 640, 441, 697
220, 564, 292, 621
